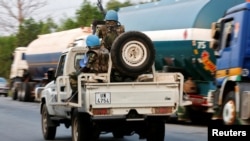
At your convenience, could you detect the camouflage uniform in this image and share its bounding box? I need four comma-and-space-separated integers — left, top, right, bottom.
84, 46, 109, 73
96, 21, 125, 51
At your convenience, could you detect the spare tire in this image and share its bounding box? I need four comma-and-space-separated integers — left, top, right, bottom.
110, 31, 155, 77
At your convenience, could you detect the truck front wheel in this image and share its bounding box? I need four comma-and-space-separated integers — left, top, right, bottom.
41, 104, 57, 140
72, 111, 94, 141
222, 91, 236, 125
146, 121, 165, 141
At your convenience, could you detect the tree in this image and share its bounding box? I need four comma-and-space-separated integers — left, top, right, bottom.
0, 0, 47, 35
75, 1, 103, 28
16, 18, 43, 47
56, 18, 78, 31
40, 18, 58, 34
0, 36, 17, 78
106, 0, 133, 10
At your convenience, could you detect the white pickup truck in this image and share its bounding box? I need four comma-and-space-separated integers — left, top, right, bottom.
40, 31, 191, 141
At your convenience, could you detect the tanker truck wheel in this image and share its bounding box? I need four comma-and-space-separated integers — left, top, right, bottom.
222, 91, 236, 125
111, 31, 155, 77
11, 87, 18, 100
17, 84, 24, 101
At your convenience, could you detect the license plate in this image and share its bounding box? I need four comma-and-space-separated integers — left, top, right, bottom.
95, 92, 111, 104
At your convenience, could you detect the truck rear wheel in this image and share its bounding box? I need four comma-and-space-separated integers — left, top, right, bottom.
222, 91, 236, 125
11, 87, 18, 100
17, 84, 24, 101
23, 82, 30, 102
111, 31, 155, 77
112, 131, 124, 138
146, 121, 165, 141
72, 111, 94, 141
41, 104, 57, 140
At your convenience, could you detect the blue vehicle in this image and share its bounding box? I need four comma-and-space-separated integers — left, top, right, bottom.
118, 0, 245, 123
211, 1, 250, 125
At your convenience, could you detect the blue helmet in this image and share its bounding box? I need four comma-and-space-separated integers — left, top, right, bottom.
105, 10, 118, 21
86, 35, 100, 47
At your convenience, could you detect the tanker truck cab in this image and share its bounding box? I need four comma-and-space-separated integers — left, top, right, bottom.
9, 47, 28, 100
40, 31, 191, 141
211, 1, 250, 125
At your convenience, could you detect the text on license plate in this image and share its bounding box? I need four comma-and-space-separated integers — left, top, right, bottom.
95, 92, 111, 104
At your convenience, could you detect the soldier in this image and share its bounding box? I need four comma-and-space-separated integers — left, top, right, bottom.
66, 35, 109, 102
79, 34, 109, 74
96, 10, 125, 51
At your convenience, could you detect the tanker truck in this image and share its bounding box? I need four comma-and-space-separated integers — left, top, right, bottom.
117, 0, 245, 123
10, 27, 91, 102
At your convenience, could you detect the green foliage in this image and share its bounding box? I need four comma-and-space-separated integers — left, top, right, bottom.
106, 0, 133, 10
40, 18, 58, 34
16, 18, 43, 46
56, 18, 78, 31
75, 1, 103, 27
0, 36, 17, 79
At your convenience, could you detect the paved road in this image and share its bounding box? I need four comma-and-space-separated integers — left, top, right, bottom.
0, 96, 208, 141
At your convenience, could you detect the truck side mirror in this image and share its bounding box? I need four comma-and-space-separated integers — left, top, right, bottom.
47, 68, 55, 81
211, 22, 221, 39
210, 22, 221, 50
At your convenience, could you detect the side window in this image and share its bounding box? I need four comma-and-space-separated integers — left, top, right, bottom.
22, 53, 26, 60
221, 19, 233, 48
55, 55, 66, 77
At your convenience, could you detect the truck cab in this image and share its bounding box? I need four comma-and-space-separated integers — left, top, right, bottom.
10, 47, 28, 79
211, 1, 250, 125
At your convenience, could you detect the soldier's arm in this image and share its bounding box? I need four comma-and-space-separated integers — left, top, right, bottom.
85, 52, 98, 69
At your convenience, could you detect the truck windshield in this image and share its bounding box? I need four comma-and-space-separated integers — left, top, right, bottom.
56, 55, 66, 77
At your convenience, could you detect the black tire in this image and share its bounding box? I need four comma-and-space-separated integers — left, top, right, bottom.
72, 110, 94, 141
112, 131, 124, 139
23, 82, 30, 102
222, 91, 236, 125
41, 104, 57, 140
17, 83, 24, 101
146, 121, 165, 141
111, 31, 155, 77
11, 78, 21, 100
187, 107, 212, 125
11, 87, 18, 100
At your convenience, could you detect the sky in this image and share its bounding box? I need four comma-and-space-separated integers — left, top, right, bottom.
34, 0, 149, 24
0, 0, 150, 35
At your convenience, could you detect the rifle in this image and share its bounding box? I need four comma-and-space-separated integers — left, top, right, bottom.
92, 0, 106, 34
